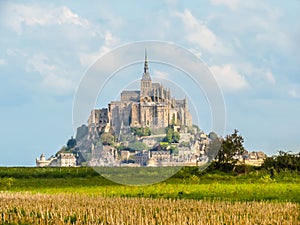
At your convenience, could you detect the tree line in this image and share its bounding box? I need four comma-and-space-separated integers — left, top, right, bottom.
208, 129, 300, 173
262, 150, 300, 172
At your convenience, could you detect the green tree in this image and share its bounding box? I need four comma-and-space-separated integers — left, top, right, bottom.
128, 141, 148, 151
170, 146, 179, 155
164, 126, 180, 143
262, 150, 300, 172
131, 127, 151, 137
144, 127, 151, 136
173, 131, 180, 143
216, 129, 245, 165
159, 142, 169, 149
66, 136, 76, 149
166, 128, 173, 143
100, 133, 114, 146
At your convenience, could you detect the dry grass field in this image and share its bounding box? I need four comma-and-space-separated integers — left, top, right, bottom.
0, 192, 299, 225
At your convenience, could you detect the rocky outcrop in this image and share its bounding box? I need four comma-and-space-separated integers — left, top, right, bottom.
75, 125, 88, 142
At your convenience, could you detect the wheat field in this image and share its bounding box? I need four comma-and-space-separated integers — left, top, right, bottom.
0, 192, 299, 224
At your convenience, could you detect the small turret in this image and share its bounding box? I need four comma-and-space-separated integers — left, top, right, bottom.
40, 154, 46, 161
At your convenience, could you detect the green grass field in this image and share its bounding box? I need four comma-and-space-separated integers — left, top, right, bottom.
0, 167, 299, 202
0, 167, 299, 224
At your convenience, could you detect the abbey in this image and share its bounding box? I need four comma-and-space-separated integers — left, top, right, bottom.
88, 51, 192, 136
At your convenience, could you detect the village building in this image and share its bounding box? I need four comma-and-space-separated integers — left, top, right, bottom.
150, 150, 171, 162
237, 151, 267, 166
36, 153, 77, 167
36, 154, 54, 167
57, 153, 77, 167
135, 150, 150, 166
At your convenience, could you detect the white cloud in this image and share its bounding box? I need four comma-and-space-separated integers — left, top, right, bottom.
5, 48, 29, 59
6, 49, 18, 56
255, 32, 291, 51
210, 0, 240, 10
26, 54, 76, 94
210, 1, 291, 53
164, 0, 179, 6
288, 89, 300, 99
153, 70, 170, 79
287, 85, 300, 99
189, 48, 203, 59
265, 71, 276, 84
27, 54, 55, 74
79, 52, 100, 69
210, 0, 280, 14
79, 31, 120, 67
0, 59, 6, 66
210, 64, 248, 92
175, 9, 228, 54
232, 63, 278, 86
3, 3, 89, 34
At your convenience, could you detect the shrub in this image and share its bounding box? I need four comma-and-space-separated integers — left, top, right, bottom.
0, 177, 14, 190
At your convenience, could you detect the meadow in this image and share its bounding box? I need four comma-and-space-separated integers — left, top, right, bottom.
1, 193, 298, 225
0, 167, 299, 224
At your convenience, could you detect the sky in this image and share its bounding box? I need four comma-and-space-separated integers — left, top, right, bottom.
0, 0, 299, 166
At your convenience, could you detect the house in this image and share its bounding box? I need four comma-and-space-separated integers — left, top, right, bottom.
150, 150, 171, 161
36, 153, 77, 167
135, 150, 150, 166
58, 153, 77, 167
239, 150, 267, 166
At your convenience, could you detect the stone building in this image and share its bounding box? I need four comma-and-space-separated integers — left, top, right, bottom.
150, 150, 171, 162
36, 154, 54, 167
135, 150, 150, 166
36, 153, 77, 167
58, 153, 77, 167
88, 51, 192, 136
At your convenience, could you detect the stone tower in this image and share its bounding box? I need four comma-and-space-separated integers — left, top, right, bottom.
87, 50, 193, 135
140, 49, 152, 97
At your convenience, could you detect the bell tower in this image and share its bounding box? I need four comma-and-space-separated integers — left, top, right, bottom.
140, 49, 152, 97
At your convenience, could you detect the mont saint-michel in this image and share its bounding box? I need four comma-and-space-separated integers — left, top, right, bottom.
36, 51, 215, 167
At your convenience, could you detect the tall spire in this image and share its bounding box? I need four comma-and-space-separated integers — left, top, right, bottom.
144, 48, 149, 74
142, 48, 151, 81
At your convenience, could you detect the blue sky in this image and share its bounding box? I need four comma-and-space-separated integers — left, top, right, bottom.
0, 0, 299, 166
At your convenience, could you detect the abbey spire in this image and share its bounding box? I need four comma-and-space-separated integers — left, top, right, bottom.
144, 49, 149, 74
142, 49, 151, 81
140, 49, 152, 97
